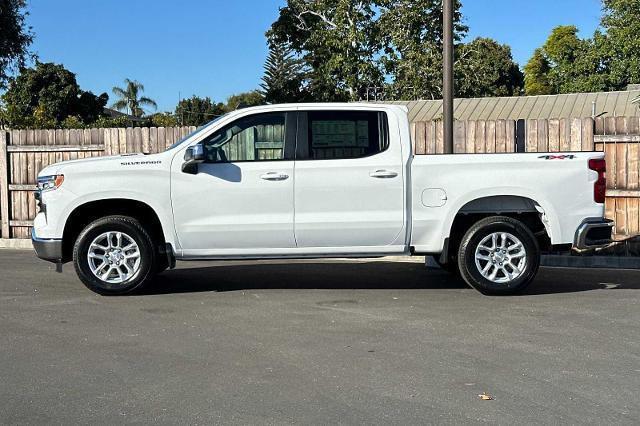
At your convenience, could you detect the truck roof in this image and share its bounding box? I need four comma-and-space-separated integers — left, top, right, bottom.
236, 103, 409, 113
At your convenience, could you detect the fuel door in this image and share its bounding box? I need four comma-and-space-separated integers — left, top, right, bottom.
421, 188, 448, 208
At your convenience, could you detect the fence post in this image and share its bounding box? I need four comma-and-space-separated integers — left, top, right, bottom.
515, 119, 526, 153
0, 131, 10, 238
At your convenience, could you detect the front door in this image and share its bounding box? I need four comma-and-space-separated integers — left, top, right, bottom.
171, 111, 296, 256
293, 110, 406, 249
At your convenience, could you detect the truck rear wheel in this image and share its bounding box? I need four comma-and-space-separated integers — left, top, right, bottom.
457, 216, 540, 295
72, 215, 156, 295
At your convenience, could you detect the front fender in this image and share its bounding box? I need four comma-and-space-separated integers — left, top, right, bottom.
35, 187, 178, 249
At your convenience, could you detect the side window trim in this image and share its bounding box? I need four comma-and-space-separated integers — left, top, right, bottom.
295, 110, 389, 161
284, 112, 297, 161
295, 111, 310, 161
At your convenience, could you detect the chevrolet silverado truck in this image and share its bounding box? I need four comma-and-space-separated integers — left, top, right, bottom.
32, 103, 612, 295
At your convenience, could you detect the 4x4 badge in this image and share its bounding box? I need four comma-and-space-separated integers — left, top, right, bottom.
538, 155, 576, 160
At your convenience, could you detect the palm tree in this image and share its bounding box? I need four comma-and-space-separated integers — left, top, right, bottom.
111, 79, 157, 117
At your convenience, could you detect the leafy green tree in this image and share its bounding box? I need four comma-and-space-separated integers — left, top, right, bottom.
267, 0, 383, 101
524, 49, 553, 95
1, 62, 108, 128
91, 115, 132, 128
523, 26, 599, 95
598, 0, 640, 88
175, 95, 225, 126
268, 0, 521, 101
60, 115, 85, 129
378, 0, 466, 100
224, 91, 264, 111
0, 0, 34, 88
0, 101, 7, 128
259, 44, 309, 103
456, 38, 523, 98
524, 1, 640, 95
111, 79, 157, 117
150, 112, 178, 127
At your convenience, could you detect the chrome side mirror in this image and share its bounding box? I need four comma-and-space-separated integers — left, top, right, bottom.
182, 143, 205, 174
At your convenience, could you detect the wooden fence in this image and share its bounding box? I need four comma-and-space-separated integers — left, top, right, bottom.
410, 118, 595, 154
594, 117, 640, 238
1, 117, 639, 241
0, 127, 195, 239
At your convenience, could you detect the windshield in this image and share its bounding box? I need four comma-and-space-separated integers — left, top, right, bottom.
166, 114, 228, 150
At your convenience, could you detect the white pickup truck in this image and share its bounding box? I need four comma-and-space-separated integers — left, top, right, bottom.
32, 103, 612, 295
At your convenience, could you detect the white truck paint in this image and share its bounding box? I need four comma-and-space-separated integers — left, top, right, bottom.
32, 103, 612, 295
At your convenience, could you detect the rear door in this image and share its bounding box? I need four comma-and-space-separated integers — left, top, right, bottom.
293, 109, 406, 249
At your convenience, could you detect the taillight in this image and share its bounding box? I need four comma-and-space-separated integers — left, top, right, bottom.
588, 159, 606, 203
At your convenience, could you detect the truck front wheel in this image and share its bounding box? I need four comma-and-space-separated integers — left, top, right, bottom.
457, 216, 540, 295
72, 215, 157, 295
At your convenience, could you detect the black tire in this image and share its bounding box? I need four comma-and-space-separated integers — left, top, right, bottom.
431, 255, 459, 274
457, 216, 540, 295
73, 215, 156, 295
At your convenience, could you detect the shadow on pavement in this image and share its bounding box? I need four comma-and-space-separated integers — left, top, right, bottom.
140, 261, 640, 296
522, 267, 640, 295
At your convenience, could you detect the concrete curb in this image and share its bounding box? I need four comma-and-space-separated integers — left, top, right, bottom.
0, 239, 32, 250
541, 254, 640, 270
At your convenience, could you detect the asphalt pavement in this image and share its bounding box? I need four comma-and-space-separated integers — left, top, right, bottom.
1, 250, 639, 424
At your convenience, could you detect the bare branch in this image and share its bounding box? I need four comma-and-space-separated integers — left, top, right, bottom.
296, 10, 338, 31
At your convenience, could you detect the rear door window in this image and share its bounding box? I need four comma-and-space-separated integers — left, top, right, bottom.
298, 111, 389, 160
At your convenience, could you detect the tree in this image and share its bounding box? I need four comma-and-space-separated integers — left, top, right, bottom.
259, 44, 309, 103
1, 62, 108, 128
150, 112, 178, 127
175, 95, 225, 126
456, 38, 524, 98
0, 0, 34, 89
598, 0, 640, 88
524, 49, 553, 95
267, 0, 521, 101
524, 1, 640, 95
377, 0, 467, 100
111, 79, 157, 117
523, 26, 599, 95
224, 91, 264, 111
267, 0, 383, 101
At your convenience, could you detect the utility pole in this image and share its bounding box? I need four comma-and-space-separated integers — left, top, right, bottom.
443, 0, 454, 154
179, 92, 184, 126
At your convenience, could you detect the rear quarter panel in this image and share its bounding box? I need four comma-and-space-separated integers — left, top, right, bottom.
410, 152, 605, 252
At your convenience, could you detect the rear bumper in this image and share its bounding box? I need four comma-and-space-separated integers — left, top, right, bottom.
573, 218, 614, 250
31, 229, 63, 262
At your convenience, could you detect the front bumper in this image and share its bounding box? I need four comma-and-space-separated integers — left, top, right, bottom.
573, 218, 614, 250
31, 229, 63, 262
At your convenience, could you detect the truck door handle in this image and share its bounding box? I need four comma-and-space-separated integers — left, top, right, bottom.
369, 170, 398, 179
260, 172, 289, 181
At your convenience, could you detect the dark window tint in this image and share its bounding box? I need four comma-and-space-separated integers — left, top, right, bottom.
307, 111, 388, 160
202, 112, 286, 163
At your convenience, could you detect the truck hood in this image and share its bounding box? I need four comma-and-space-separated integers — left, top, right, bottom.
38, 153, 165, 176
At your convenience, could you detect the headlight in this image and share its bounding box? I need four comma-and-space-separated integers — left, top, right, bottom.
37, 175, 64, 191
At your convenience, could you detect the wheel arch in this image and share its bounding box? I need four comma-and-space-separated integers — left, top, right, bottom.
61, 198, 169, 262
441, 195, 554, 262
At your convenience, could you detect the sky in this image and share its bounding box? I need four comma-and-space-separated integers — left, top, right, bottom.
25, 0, 603, 111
